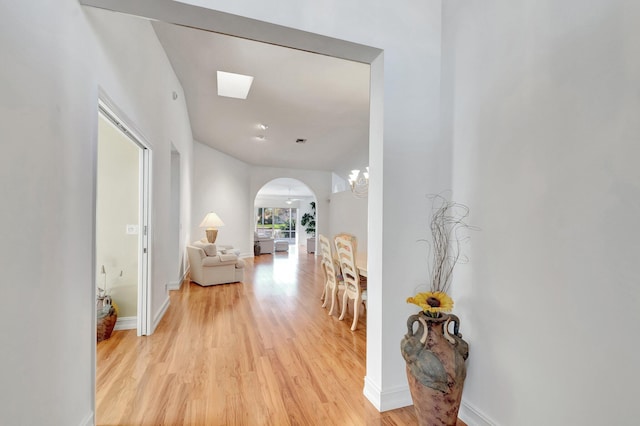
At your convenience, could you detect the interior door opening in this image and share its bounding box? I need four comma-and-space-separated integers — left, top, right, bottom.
96, 101, 151, 337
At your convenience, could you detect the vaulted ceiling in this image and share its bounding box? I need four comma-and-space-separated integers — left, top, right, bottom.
152, 21, 371, 181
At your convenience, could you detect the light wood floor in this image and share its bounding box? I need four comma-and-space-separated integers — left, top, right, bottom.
97, 246, 465, 425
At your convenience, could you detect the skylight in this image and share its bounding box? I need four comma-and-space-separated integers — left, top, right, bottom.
217, 71, 254, 99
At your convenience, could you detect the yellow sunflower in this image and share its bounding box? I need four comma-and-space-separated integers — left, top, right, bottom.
111, 300, 120, 317
406, 291, 454, 314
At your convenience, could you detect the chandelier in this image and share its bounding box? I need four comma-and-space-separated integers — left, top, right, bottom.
348, 167, 369, 198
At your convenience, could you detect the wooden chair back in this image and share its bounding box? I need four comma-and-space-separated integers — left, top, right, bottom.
334, 234, 360, 297
319, 234, 337, 289
334, 234, 367, 330
319, 234, 344, 315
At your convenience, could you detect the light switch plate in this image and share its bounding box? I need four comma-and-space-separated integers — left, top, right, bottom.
126, 224, 139, 235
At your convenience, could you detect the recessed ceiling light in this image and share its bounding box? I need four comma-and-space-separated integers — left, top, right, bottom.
259, 124, 269, 130
256, 135, 266, 141
217, 71, 254, 99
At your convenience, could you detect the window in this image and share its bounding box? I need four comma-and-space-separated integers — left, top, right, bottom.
256, 207, 297, 241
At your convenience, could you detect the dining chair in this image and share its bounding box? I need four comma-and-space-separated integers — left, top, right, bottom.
333, 232, 358, 253
333, 232, 366, 285
334, 234, 367, 331
319, 234, 343, 315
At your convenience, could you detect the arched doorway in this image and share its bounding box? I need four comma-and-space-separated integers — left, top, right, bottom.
254, 178, 317, 253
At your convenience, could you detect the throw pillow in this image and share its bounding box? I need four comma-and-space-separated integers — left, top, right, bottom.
193, 241, 217, 256
203, 244, 217, 256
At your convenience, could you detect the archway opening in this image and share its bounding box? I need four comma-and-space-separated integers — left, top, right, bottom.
254, 178, 317, 253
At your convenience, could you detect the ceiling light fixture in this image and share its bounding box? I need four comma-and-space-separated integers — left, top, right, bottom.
259, 124, 269, 130
256, 135, 266, 141
217, 71, 254, 99
348, 167, 369, 198
284, 188, 300, 205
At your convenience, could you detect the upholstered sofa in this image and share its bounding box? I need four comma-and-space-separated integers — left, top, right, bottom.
254, 232, 274, 254
187, 241, 245, 286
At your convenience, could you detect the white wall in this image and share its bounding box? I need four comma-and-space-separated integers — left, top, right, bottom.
192, 143, 332, 257
88, 8, 195, 329
254, 197, 303, 209
96, 115, 139, 318
0, 2, 194, 424
332, 172, 348, 193
160, 0, 446, 412
169, 149, 184, 285
178, 142, 193, 287
192, 141, 252, 255
442, 1, 640, 425
329, 191, 368, 250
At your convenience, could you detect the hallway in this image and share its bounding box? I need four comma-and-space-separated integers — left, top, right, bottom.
96, 248, 433, 425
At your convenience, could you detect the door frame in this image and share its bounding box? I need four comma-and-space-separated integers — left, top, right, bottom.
97, 98, 152, 336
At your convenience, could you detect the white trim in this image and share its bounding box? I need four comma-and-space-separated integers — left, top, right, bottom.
239, 252, 254, 259
181, 266, 190, 286
79, 411, 94, 426
167, 267, 190, 290
364, 379, 494, 425
114, 316, 137, 330
139, 145, 151, 336
363, 376, 381, 409
97, 97, 152, 338
167, 281, 181, 291
363, 377, 412, 412
459, 400, 496, 426
97, 97, 153, 149
151, 295, 170, 334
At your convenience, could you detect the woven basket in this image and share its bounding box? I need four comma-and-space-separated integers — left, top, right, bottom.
97, 312, 117, 342
97, 295, 117, 342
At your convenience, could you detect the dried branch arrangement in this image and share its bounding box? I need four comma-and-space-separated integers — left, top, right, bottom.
421, 195, 473, 294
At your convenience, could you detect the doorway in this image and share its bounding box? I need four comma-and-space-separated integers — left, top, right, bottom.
254, 178, 316, 252
95, 101, 151, 336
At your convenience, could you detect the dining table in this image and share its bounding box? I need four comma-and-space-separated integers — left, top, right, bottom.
356, 251, 367, 278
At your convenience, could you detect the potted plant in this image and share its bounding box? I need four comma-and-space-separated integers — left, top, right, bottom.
400, 196, 474, 426
300, 201, 316, 253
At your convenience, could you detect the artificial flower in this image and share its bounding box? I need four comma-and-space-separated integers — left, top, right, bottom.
406, 291, 454, 314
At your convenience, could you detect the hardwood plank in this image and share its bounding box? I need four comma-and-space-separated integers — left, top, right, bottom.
96, 247, 465, 425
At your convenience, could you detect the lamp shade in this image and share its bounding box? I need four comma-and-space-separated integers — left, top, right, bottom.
199, 212, 225, 228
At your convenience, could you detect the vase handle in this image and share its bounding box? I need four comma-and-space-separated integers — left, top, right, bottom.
405, 313, 424, 338
443, 314, 462, 345
445, 314, 462, 337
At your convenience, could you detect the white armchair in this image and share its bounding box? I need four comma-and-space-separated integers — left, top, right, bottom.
187, 241, 244, 286
254, 232, 274, 255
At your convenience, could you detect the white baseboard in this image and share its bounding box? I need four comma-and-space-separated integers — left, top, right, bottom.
363, 376, 382, 409
79, 411, 94, 426
151, 295, 170, 334
168, 267, 190, 291
114, 316, 137, 330
363, 376, 412, 412
167, 280, 181, 291
364, 378, 496, 426
459, 400, 496, 426
239, 252, 253, 259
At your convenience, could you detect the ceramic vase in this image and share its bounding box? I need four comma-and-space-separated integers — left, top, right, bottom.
400, 312, 469, 426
